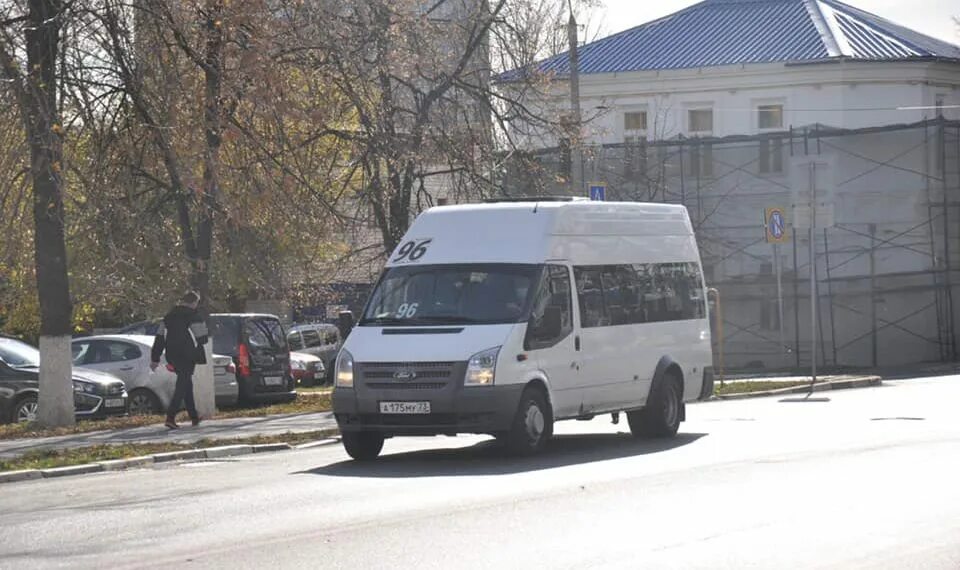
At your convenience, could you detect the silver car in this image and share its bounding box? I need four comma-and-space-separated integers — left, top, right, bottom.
71, 335, 238, 415
286, 323, 341, 381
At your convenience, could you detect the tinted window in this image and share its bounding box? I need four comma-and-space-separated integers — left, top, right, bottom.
210, 317, 241, 355
76, 341, 141, 364
525, 265, 573, 350
301, 329, 322, 348
0, 338, 41, 367
287, 331, 304, 351
245, 318, 288, 351
575, 262, 705, 328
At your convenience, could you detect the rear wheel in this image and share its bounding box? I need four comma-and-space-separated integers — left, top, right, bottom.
342, 431, 385, 461
14, 395, 39, 424
500, 387, 553, 456
128, 389, 163, 416
628, 374, 682, 438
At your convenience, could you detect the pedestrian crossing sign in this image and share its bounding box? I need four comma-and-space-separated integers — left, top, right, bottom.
765, 207, 789, 243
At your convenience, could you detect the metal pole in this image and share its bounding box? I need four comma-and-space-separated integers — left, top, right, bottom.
824, 228, 838, 366
566, 2, 581, 196
809, 162, 818, 390
775, 243, 787, 368
792, 227, 801, 369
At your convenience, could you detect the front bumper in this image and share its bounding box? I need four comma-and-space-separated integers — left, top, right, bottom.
75, 391, 128, 420
333, 382, 525, 436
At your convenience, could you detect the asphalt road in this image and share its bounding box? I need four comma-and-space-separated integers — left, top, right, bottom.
2, 376, 959, 570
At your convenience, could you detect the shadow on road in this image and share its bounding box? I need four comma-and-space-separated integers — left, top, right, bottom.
301, 432, 707, 478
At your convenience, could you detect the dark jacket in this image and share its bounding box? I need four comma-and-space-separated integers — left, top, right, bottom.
151, 305, 209, 367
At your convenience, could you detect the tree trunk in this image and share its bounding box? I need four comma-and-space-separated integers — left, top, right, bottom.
27, 0, 75, 427
191, 0, 225, 418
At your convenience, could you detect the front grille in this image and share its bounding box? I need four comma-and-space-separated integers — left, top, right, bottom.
366, 382, 447, 390
358, 361, 462, 390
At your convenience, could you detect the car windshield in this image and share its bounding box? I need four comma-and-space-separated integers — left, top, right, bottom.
361, 264, 540, 326
0, 338, 41, 367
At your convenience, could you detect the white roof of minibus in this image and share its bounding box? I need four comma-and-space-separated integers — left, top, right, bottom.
387, 201, 692, 267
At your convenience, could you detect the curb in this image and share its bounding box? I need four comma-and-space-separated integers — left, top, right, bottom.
0, 436, 338, 485
714, 376, 882, 400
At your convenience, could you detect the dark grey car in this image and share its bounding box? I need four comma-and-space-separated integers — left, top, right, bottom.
0, 337, 129, 424
209, 314, 295, 405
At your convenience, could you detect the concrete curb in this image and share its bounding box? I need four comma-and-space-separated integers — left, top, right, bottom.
99, 456, 155, 472
714, 376, 882, 400
41, 464, 104, 478
0, 469, 43, 483
0, 435, 339, 485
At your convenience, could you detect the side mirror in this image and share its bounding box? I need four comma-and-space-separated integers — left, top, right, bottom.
337, 311, 355, 338
539, 305, 563, 339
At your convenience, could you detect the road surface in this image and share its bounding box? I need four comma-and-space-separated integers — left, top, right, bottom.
1, 376, 958, 569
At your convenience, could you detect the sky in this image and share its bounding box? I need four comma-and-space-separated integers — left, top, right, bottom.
593, 0, 959, 45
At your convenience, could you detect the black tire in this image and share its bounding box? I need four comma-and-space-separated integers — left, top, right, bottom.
128, 388, 163, 416
628, 373, 682, 438
342, 431, 385, 461
500, 387, 553, 456
14, 394, 39, 424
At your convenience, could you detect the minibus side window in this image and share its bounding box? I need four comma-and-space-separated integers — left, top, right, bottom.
524, 265, 573, 350
574, 267, 606, 327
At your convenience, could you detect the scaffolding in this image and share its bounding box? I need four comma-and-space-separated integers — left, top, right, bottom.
500, 119, 960, 373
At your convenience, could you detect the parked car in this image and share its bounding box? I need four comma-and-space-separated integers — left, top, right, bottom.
290, 351, 326, 387
0, 336, 128, 424
71, 334, 239, 415
209, 314, 295, 404
286, 323, 342, 381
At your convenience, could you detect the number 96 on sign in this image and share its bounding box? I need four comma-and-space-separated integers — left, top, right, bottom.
392, 239, 433, 263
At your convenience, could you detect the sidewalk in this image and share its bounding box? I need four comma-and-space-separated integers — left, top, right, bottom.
0, 412, 337, 460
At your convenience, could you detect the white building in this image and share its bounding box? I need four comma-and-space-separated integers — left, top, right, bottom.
500, 0, 960, 372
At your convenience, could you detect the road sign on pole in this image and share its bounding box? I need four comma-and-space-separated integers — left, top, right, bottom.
764, 207, 789, 244
588, 182, 606, 201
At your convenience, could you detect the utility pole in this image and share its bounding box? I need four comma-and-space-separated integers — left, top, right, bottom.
567, 0, 581, 196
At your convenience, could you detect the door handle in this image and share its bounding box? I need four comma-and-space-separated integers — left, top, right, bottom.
120, 366, 134, 371
575, 336, 581, 351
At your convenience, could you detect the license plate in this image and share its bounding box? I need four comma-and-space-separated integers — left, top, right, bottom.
264, 376, 284, 386
379, 401, 431, 414
105, 398, 125, 408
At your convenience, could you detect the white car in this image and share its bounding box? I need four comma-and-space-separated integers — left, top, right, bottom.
71, 334, 239, 415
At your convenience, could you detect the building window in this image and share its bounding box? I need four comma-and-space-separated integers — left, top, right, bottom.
624, 111, 648, 132
688, 143, 713, 178
759, 138, 784, 174
935, 94, 945, 118
688, 108, 713, 134
758, 104, 784, 130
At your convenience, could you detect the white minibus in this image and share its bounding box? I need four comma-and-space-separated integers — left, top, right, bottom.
333, 199, 714, 460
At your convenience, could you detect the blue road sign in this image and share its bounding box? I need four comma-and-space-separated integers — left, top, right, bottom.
589, 183, 606, 201
765, 207, 789, 243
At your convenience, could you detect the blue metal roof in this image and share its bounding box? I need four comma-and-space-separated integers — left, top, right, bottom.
523, 0, 960, 78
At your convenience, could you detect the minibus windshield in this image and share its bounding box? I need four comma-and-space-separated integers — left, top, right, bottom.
361, 264, 540, 326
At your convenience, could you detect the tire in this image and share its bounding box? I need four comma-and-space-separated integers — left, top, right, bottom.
342, 431, 385, 461
628, 373, 682, 438
500, 386, 553, 456
128, 388, 163, 416
14, 395, 39, 424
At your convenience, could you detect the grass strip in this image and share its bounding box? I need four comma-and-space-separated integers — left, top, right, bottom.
0, 429, 338, 472
714, 380, 815, 396
0, 392, 332, 441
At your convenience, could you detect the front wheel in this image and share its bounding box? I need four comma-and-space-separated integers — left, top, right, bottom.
14, 395, 39, 424
342, 431, 385, 461
628, 375, 682, 438
499, 387, 553, 456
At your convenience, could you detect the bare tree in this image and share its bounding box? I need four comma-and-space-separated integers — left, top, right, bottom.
0, 0, 75, 426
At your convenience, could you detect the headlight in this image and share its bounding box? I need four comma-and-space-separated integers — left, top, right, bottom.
465, 346, 500, 387
72, 381, 96, 394
291, 360, 306, 371
335, 349, 354, 388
